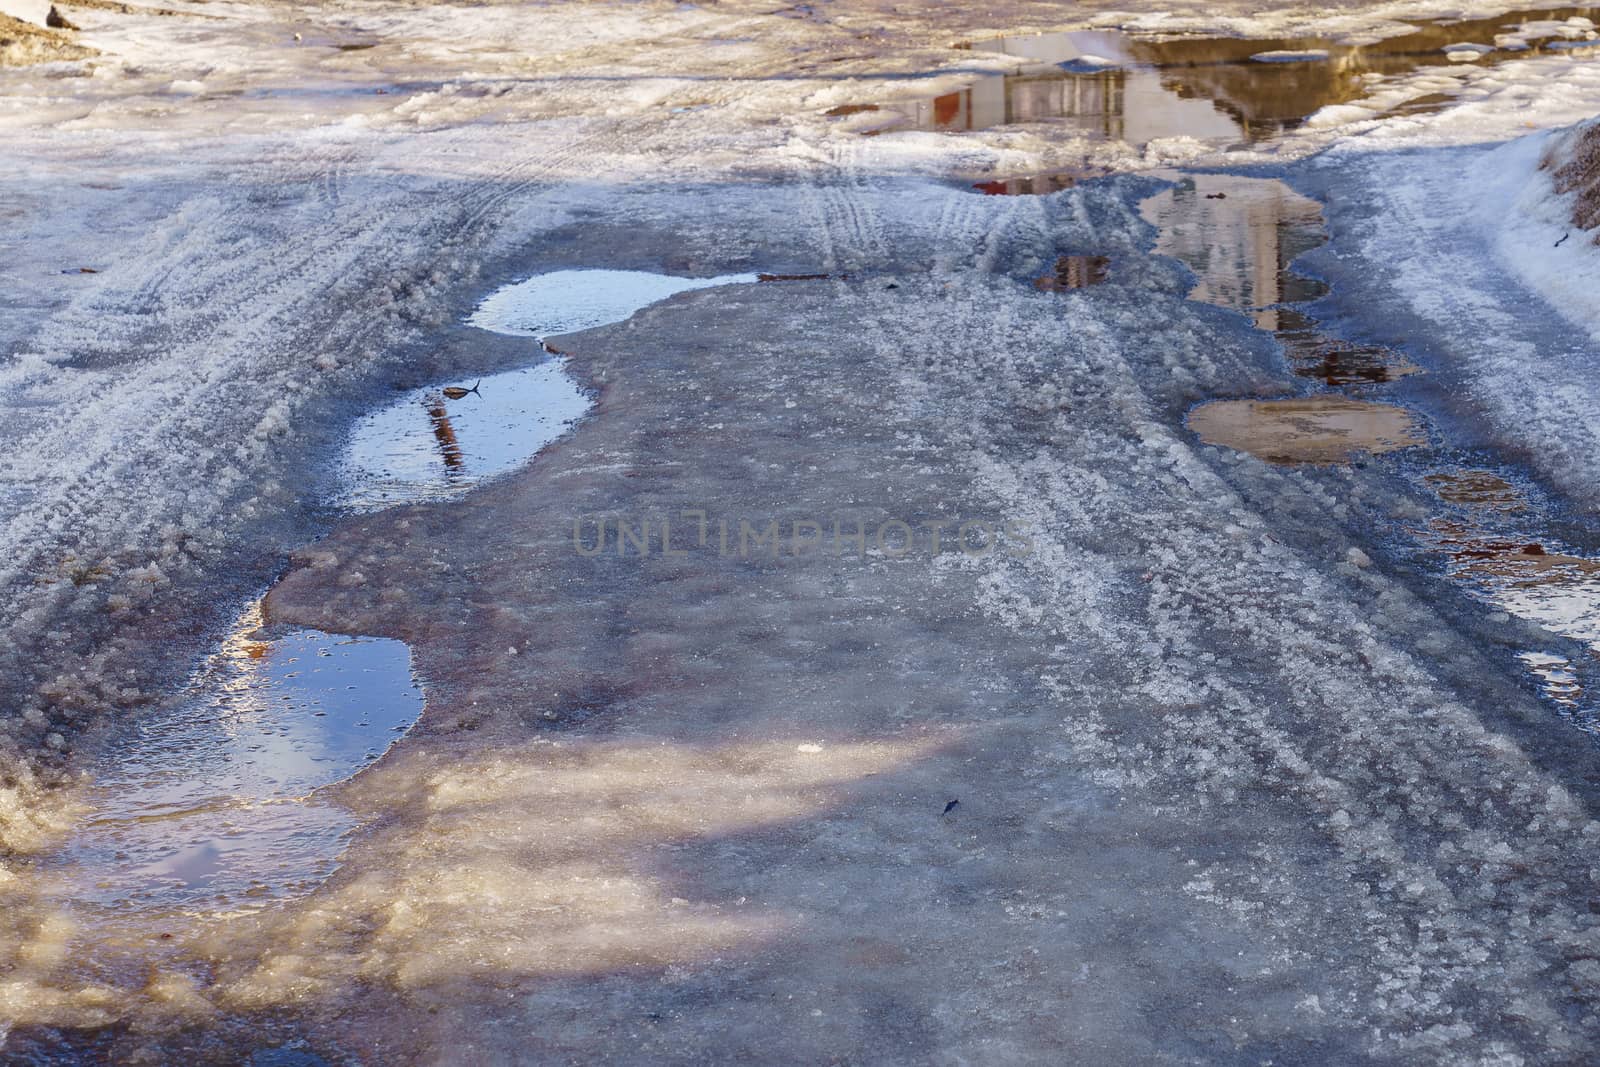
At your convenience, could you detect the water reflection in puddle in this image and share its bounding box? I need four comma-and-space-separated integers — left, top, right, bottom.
1142, 173, 1417, 385
1142, 174, 1326, 315
973, 169, 1105, 195
1419, 482, 1600, 713
338, 363, 591, 510
1034, 254, 1111, 290
56, 269, 772, 916
61, 602, 421, 910
339, 270, 757, 509
1187, 396, 1423, 463
468, 268, 758, 338
1274, 320, 1421, 386
1146, 171, 1600, 718
859, 10, 1599, 143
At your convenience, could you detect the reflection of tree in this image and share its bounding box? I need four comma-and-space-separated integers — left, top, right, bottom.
427, 398, 466, 473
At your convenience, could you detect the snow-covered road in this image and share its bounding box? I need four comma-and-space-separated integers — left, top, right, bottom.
3, 0, 1600, 1061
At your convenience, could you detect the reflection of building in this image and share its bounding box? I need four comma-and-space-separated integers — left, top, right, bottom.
1150, 178, 1323, 329
910, 70, 1128, 137
1008, 71, 1126, 138
911, 75, 1004, 130
909, 13, 1600, 146
1034, 255, 1111, 291
1146, 175, 1413, 384
973, 170, 1099, 196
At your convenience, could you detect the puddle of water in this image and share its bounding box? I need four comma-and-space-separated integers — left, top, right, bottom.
466, 268, 757, 338
1287, 339, 1420, 387
56, 269, 772, 915
339, 269, 757, 509
1145, 169, 1600, 717
1034, 254, 1111, 290
1187, 396, 1424, 464
59, 602, 421, 911
973, 168, 1107, 195
1420, 513, 1600, 711
1141, 174, 1417, 385
1521, 651, 1584, 706
1425, 469, 1527, 512
1141, 174, 1326, 315
869, 10, 1600, 143
337, 362, 591, 510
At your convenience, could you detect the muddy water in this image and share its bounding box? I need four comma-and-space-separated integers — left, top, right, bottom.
58, 602, 421, 910
1425, 469, 1527, 512
1187, 396, 1422, 463
859, 9, 1600, 142
1146, 172, 1600, 718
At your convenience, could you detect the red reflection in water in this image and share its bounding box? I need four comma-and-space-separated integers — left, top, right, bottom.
1034, 255, 1111, 291
427, 399, 466, 472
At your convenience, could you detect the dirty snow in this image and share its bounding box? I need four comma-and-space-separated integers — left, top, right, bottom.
4, 0, 1600, 1061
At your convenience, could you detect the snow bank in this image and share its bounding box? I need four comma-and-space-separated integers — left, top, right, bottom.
1478, 118, 1600, 347
0, 9, 88, 64
1323, 123, 1600, 510
1543, 115, 1600, 237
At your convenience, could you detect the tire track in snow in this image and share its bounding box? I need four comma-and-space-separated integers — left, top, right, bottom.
0, 115, 650, 749
784, 135, 1600, 1056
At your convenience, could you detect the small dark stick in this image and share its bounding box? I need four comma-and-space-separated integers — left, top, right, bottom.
1555, 232, 1571, 248
942, 799, 960, 816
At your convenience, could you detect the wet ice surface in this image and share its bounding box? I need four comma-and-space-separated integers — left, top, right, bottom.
337, 270, 756, 509
59, 603, 422, 910
864, 10, 1600, 143
1147, 171, 1600, 717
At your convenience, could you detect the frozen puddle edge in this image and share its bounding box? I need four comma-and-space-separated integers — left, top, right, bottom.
59, 601, 422, 912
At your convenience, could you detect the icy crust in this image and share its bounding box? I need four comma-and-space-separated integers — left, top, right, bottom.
258, 277, 1600, 1063
6, 175, 1591, 1061
2, 0, 1600, 1059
